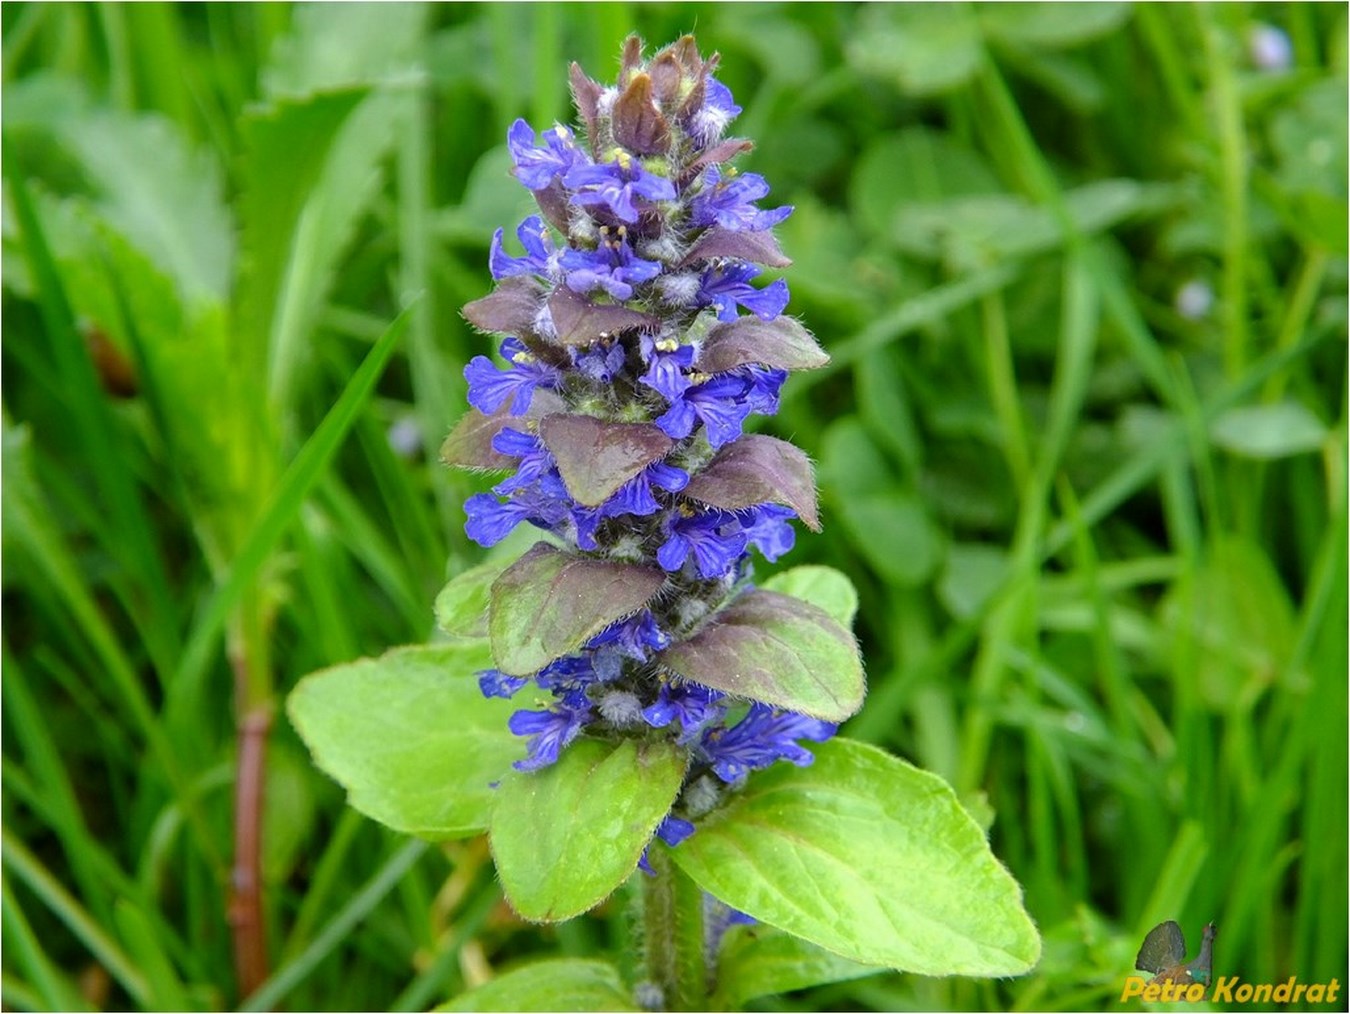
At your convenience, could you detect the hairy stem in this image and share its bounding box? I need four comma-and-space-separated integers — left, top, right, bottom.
640, 851, 707, 1012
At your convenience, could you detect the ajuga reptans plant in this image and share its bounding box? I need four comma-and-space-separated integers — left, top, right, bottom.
452, 35, 852, 843
290, 35, 1039, 1011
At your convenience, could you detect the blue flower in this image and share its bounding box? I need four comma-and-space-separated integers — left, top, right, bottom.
639, 339, 696, 401
508, 119, 582, 190
690, 167, 792, 232
560, 227, 663, 301
657, 509, 748, 578
463, 337, 562, 416
638, 813, 698, 874
739, 503, 797, 562
600, 460, 690, 518
478, 669, 529, 699
653, 373, 754, 448
572, 341, 627, 383
464, 486, 570, 548
564, 154, 677, 223
741, 365, 788, 416
689, 77, 742, 146
642, 681, 727, 744
508, 695, 593, 771
588, 610, 671, 680
489, 428, 557, 494
535, 655, 604, 693
697, 262, 790, 322
699, 703, 836, 784
490, 216, 561, 281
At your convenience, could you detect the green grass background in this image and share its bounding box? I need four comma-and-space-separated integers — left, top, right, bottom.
2, 2, 1345, 1010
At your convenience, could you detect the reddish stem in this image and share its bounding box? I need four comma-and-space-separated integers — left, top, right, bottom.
229, 706, 272, 1000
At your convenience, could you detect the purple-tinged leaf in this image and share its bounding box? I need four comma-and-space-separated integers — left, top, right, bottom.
569, 62, 603, 152
490, 543, 668, 675
613, 73, 671, 155
619, 35, 644, 86
463, 276, 546, 335
648, 51, 683, 105
657, 590, 864, 721
680, 228, 791, 269
683, 435, 821, 531
532, 178, 572, 235
547, 286, 660, 347
440, 390, 565, 471
539, 414, 674, 507
698, 316, 829, 373
682, 138, 755, 185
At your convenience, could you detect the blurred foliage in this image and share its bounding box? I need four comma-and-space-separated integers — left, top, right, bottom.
2, 2, 1345, 1011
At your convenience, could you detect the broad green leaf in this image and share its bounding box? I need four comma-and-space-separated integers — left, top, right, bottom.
489, 738, 687, 922
435, 559, 509, 639
262, 742, 318, 882
440, 144, 537, 243
657, 590, 864, 722
891, 180, 1177, 270
670, 738, 1041, 976
820, 416, 893, 496
1159, 535, 1299, 710
937, 543, 1009, 619
4, 75, 234, 308
713, 924, 883, 1008
978, 2, 1132, 49
1210, 402, 1328, 460
761, 565, 859, 628
849, 128, 999, 240
438, 959, 637, 1012
848, 4, 985, 97
287, 642, 518, 839
489, 543, 667, 676
262, 2, 427, 97
838, 489, 944, 588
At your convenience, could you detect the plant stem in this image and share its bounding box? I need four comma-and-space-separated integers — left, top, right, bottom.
229, 596, 275, 1002
640, 851, 707, 1012
230, 704, 272, 1000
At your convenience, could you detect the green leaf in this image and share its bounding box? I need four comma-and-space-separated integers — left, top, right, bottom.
849, 128, 999, 241
287, 642, 519, 839
489, 543, 667, 676
5, 74, 234, 307
489, 738, 687, 922
435, 559, 510, 639
1210, 401, 1327, 460
838, 489, 944, 588
657, 590, 864, 722
1159, 535, 1299, 710
848, 3, 985, 97
440, 144, 538, 243
937, 543, 1010, 620
978, 2, 1132, 49
761, 565, 859, 628
262, 2, 427, 97
891, 180, 1177, 270
670, 738, 1041, 976
438, 959, 637, 1012
713, 925, 883, 1008
236, 87, 367, 367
